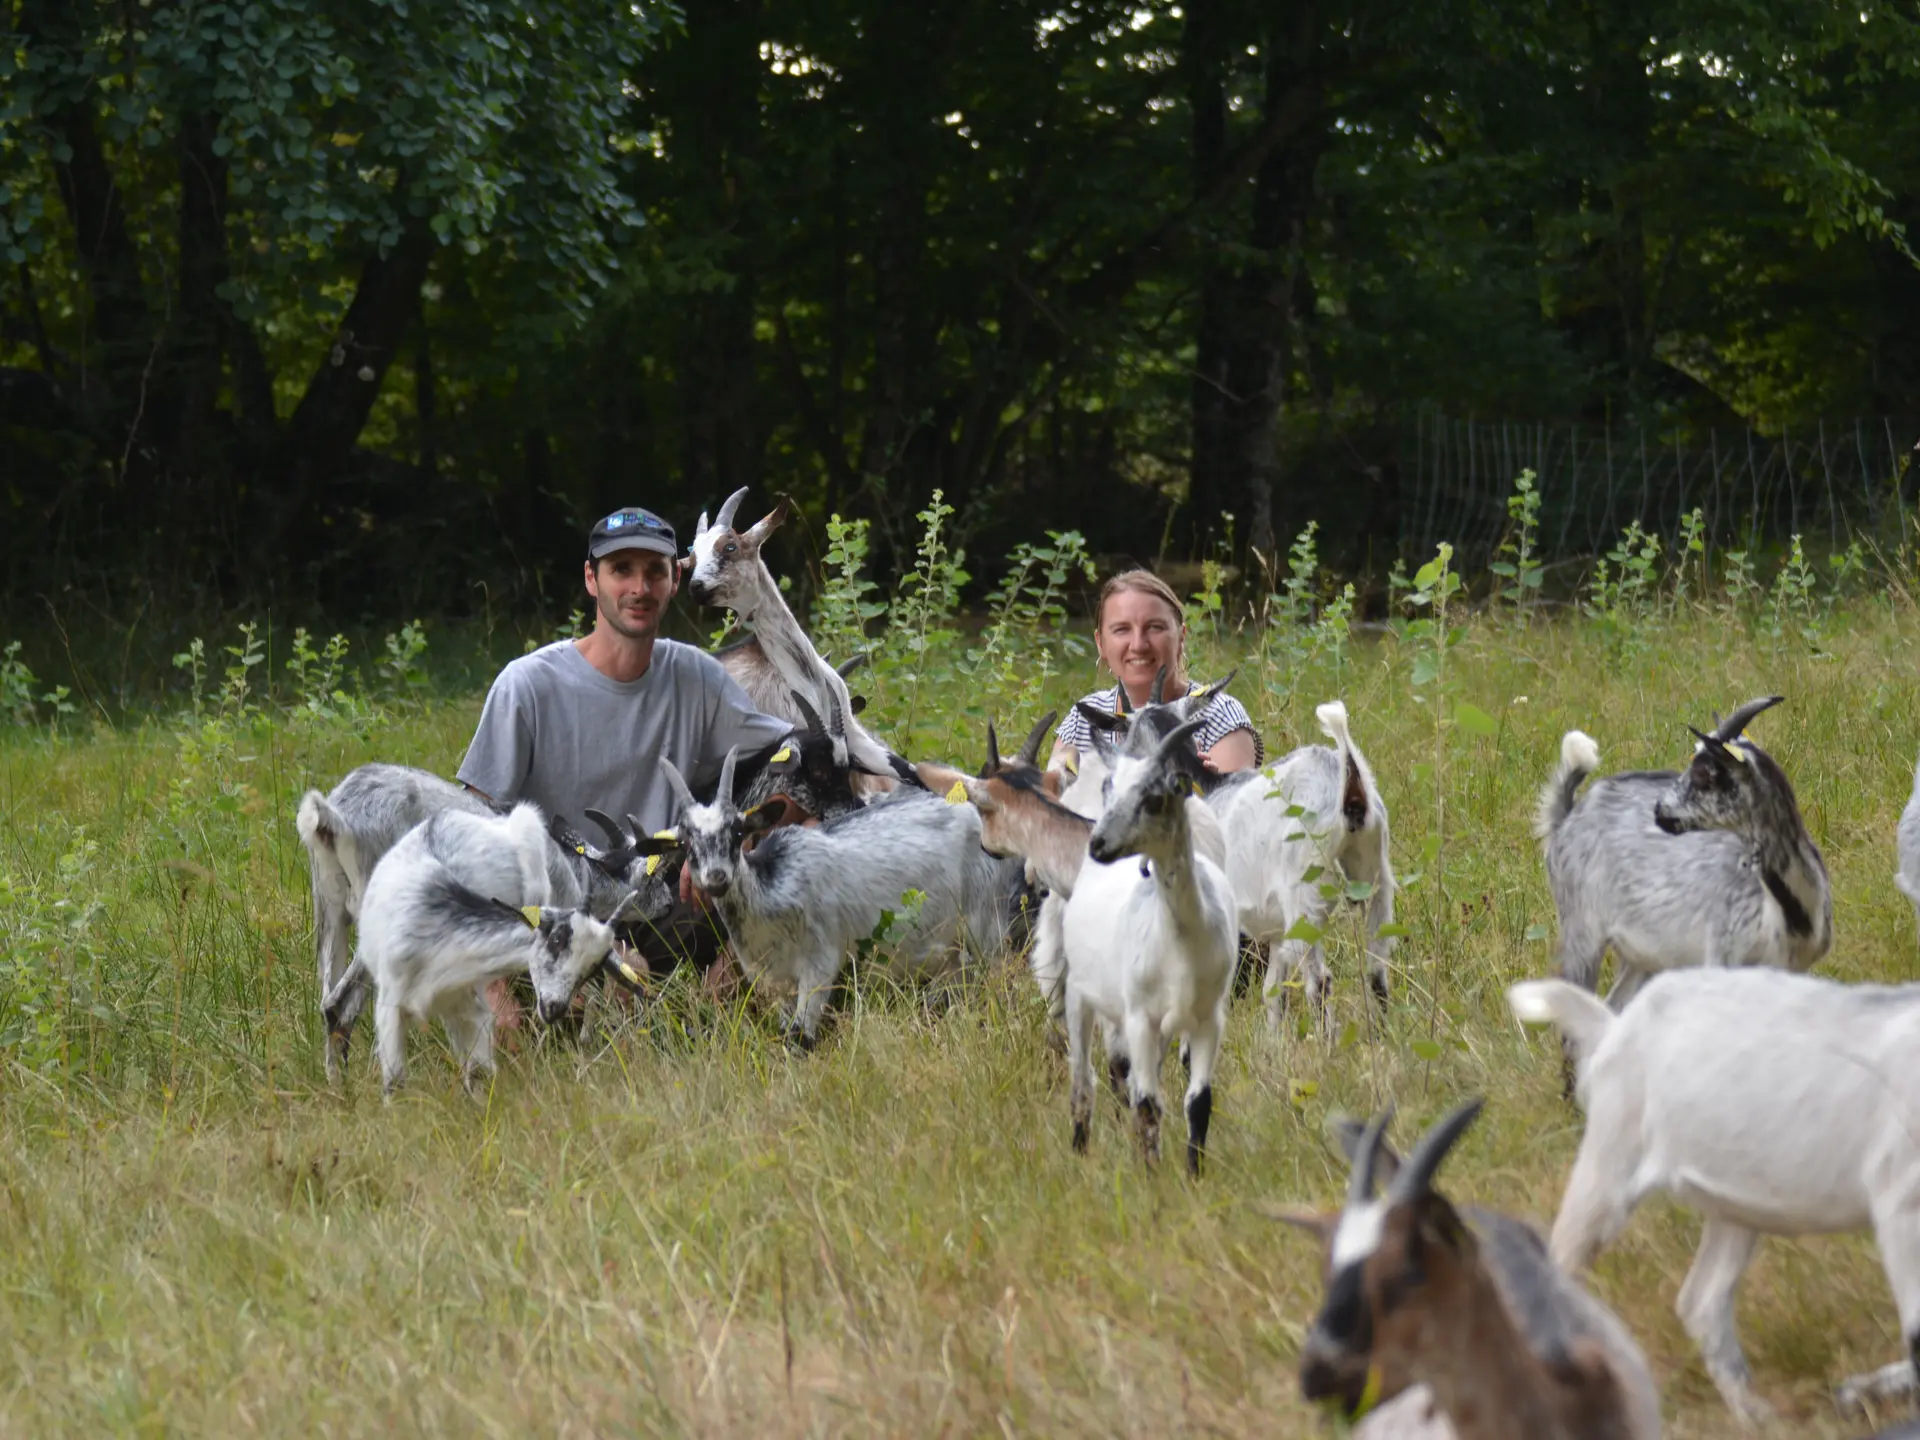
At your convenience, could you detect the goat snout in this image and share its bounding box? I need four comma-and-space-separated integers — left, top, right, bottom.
1087, 834, 1119, 865
1652, 804, 1684, 835
695, 869, 732, 897
687, 578, 718, 605
536, 997, 576, 1026
1298, 1338, 1373, 1415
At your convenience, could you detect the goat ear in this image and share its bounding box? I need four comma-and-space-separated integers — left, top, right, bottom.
742, 797, 797, 834
488, 897, 540, 930
1184, 668, 1238, 712
962, 778, 999, 813
916, 761, 967, 795
1412, 1190, 1475, 1260
743, 497, 793, 545
1255, 1202, 1335, 1241
1332, 1116, 1404, 1186
632, 828, 683, 858
550, 813, 595, 857
1075, 699, 1123, 733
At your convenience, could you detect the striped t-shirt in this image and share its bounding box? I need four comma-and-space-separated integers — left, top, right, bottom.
1053, 683, 1265, 767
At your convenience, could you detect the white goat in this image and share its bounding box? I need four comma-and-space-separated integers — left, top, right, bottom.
1211, 700, 1396, 1025
685, 487, 908, 790
1062, 713, 1239, 1174
1279, 1101, 1661, 1440
659, 747, 1006, 1046
1511, 968, 1920, 1424
1896, 753, 1920, 933
321, 804, 631, 1097
1534, 695, 1830, 1014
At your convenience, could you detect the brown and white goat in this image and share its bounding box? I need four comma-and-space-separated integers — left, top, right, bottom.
685, 487, 909, 794
1279, 1100, 1660, 1440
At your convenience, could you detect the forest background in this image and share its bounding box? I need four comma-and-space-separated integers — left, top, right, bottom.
5, 0, 1920, 633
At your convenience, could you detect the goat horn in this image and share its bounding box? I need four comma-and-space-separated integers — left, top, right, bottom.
1114, 683, 1132, 717
717, 745, 742, 806
1016, 710, 1057, 768
835, 652, 870, 679
1387, 1097, 1485, 1205
1150, 664, 1170, 705
1154, 713, 1209, 767
985, 721, 1003, 773
791, 691, 827, 737
659, 758, 698, 815
826, 689, 847, 737
1714, 695, 1784, 744
583, 808, 629, 850
714, 487, 749, 532
1190, 668, 1238, 705
1347, 1106, 1395, 1207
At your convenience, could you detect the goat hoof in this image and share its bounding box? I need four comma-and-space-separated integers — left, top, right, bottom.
1071, 1120, 1089, 1154
1368, 973, 1389, 1006
782, 1024, 816, 1054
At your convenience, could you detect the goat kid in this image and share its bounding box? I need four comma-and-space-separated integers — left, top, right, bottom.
656, 746, 1005, 1047
1534, 695, 1830, 1014
685, 487, 913, 791
321, 805, 633, 1096
1279, 1100, 1660, 1440
1062, 714, 1238, 1174
1212, 699, 1397, 1026
1510, 969, 1920, 1425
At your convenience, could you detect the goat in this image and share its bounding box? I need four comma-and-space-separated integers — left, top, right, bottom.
301, 765, 674, 1073
1278, 1100, 1660, 1440
1211, 700, 1397, 1025
320, 804, 634, 1096
685, 487, 913, 791
296, 763, 494, 1014
1061, 713, 1239, 1174
1534, 695, 1830, 1015
654, 745, 1007, 1047
1510, 968, 1920, 1425
1896, 753, 1920, 932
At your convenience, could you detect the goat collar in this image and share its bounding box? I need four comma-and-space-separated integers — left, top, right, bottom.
1759, 863, 1815, 938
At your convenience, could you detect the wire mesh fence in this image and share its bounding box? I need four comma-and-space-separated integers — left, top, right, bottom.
1400, 413, 1920, 567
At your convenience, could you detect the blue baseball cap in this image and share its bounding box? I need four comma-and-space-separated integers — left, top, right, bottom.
587, 507, 677, 561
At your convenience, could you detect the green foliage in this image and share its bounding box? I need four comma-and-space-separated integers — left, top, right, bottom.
1, 640, 73, 730
1766, 534, 1823, 649
378, 620, 432, 705
1585, 522, 1664, 659
1672, 508, 1709, 613
0, 837, 111, 1074
810, 515, 887, 667
1488, 470, 1544, 613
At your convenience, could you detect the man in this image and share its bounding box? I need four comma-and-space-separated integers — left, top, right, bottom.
459, 505, 794, 1019
459, 505, 792, 831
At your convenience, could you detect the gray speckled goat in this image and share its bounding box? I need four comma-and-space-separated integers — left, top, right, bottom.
1533, 695, 1829, 1013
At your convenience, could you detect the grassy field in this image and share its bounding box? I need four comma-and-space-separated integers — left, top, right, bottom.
3, 593, 1919, 1438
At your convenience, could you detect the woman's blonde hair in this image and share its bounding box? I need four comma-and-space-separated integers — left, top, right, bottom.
1094, 569, 1187, 679
1094, 568, 1184, 631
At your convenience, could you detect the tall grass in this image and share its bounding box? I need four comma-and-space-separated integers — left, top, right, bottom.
3, 502, 1919, 1435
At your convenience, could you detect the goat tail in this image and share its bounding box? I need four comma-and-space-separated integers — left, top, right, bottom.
1314, 700, 1353, 753
1508, 979, 1613, 1071
1533, 730, 1601, 845
296, 789, 340, 852
1317, 700, 1381, 832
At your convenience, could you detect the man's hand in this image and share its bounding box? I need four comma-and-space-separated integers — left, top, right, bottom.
678, 860, 713, 912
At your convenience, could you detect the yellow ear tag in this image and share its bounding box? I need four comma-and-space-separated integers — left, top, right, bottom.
519, 906, 542, 929
644, 854, 662, 877
1354, 1363, 1383, 1418
652, 830, 676, 842
945, 779, 968, 805
615, 957, 647, 986
771, 745, 793, 764
1062, 751, 1079, 775
574, 844, 586, 855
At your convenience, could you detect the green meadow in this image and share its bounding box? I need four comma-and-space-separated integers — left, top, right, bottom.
3, 528, 1918, 1437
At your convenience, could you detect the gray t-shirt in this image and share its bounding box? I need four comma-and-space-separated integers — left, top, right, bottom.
457, 639, 793, 834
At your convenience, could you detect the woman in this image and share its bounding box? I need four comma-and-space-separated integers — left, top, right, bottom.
1049, 569, 1263, 774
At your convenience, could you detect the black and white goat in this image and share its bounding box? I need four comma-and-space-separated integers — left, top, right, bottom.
1279, 1100, 1661, 1440
320, 804, 634, 1096
299, 763, 669, 1064
685, 487, 911, 790
1212, 700, 1397, 1025
652, 746, 1007, 1047
1062, 713, 1239, 1174
1534, 695, 1830, 1013
1512, 968, 1920, 1426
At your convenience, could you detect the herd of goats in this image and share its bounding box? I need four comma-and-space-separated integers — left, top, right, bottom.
289, 491, 1920, 1438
